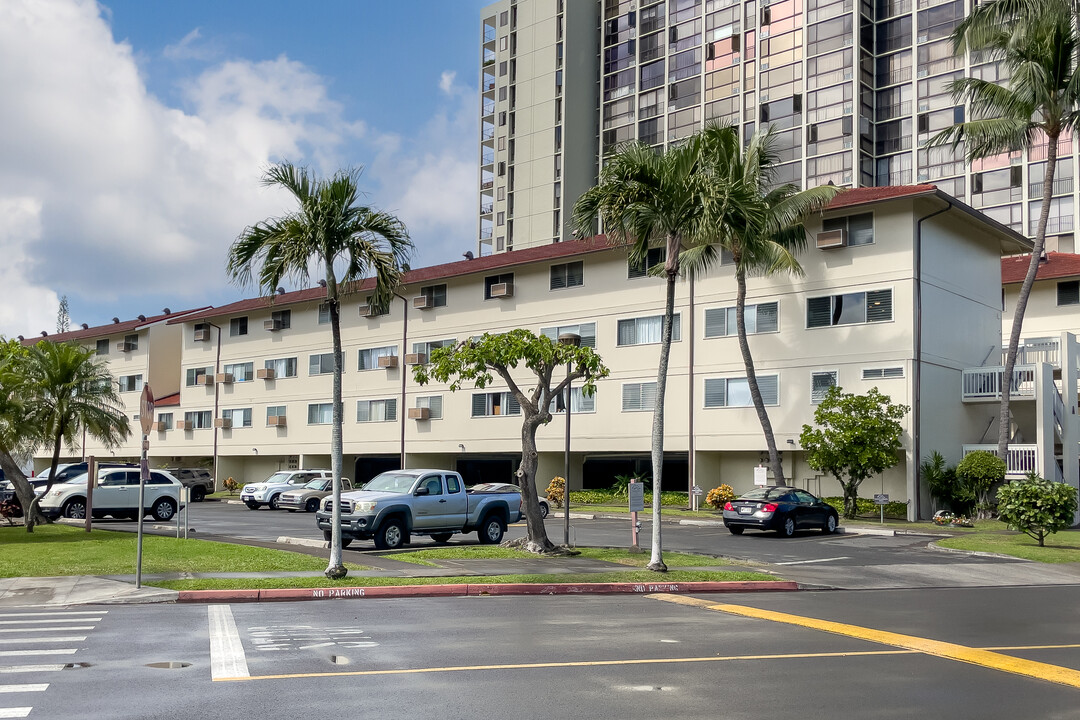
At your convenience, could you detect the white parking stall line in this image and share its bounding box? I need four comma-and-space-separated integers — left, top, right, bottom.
0, 708, 32, 718
0, 666, 65, 674
0, 619, 101, 625
0, 650, 77, 657
208, 606, 250, 681
0, 612, 105, 618
773, 556, 851, 566
0, 627, 94, 634
0, 685, 47, 694
0, 638, 86, 645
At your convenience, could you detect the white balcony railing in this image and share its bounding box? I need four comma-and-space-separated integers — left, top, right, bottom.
961, 366, 1037, 401
1001, 339, 1060, 367
962, 444, 1038, 478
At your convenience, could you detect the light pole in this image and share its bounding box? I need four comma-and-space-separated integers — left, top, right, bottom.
557, 332, 581, 547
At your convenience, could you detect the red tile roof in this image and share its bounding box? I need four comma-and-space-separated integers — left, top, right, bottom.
20, 307, 210, 346
154, 392, 181, 408
824, 184, 939, 211
1002, 252, 1080, 284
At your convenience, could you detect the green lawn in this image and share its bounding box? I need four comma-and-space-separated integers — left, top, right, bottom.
0, 524, 366, 577
936, 530, 1080, 563
386, 546, 729, 567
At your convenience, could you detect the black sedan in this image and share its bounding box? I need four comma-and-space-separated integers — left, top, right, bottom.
722, 486, 839, 537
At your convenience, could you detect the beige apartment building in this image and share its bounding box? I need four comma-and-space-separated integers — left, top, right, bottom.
32, 186, 1049, 520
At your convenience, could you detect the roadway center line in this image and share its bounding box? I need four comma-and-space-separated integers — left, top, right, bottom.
648, 594, 1080, 690
208, 605, 249, 681
0, 685, 47, 693
773, 557, 850, 565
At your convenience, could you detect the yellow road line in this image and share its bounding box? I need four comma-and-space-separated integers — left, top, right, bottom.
650, 595, 1080, 690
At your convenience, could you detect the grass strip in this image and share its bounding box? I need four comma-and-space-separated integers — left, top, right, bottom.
385, 546, 728, 568
936, 531, 1080, 563
0, 524, 366, 577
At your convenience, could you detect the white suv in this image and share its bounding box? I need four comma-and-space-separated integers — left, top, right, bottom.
241, 470, 332, 510
39, 468, 184, 521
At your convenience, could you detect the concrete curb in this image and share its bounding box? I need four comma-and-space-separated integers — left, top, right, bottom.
678, 519, 725, 527
836, 526, 895, 537
176, 580, 799, 604
277, 536, 329, 549
926, 540, 1032, 562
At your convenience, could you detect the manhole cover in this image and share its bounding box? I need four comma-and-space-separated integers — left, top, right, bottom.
146, 662, 192, 669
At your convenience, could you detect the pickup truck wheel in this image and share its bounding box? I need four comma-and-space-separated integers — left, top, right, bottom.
190, 486, 206, 503
341, 538, 353, 549
245, 501, 260, 510
322, 530, 353, 549
478, 516, 505, 544
62, 498, 87, 520
374, 519, 406, 550
305, 498, 319, 513
268, 494, 281, 511
430, 533, 453, 544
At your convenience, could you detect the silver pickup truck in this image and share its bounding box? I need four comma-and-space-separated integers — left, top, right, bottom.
315, 469, 522, 550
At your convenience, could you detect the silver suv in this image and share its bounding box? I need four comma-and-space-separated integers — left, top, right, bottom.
241, 470, 332, 510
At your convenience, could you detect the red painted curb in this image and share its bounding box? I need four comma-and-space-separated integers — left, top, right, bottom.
174, 580, 797, 604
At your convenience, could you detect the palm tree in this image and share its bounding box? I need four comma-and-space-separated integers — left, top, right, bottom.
20, 341, 130, 530
227, 163, 412, 579
572, 137, 723, 572
699, 124, 839, 484
927, 0, 1080, 462
0, 343, 46, 530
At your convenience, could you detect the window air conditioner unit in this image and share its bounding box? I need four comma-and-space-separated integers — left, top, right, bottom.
117, 342, 136, 353
408, 407, 431, 420
363, 306, 382, 318
215, 373, 234, 384
175, 420, 188, 430
405, 353, 428, 366
214, 418, 232, 429
378, 355, 400, 369
413, 295, 433, 310
264, 319, 283, 331
196, 374, 214, 386
257, 368, 276, 380
816, 229, 848, 249
152, 422, 168, 432
267, 415, 287, 427
489, 282, 514, 298
194, 328, 211, 342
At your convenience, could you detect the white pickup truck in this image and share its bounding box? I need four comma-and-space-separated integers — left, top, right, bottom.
315, 469, 522, 550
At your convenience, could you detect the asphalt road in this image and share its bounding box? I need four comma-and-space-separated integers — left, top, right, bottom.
4, 587, 1080, 719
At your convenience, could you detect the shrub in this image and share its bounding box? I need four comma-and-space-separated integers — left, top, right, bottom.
921, 451, 972, 515
223, 476, 239, 495
956, 451, 1006, 519
568, 489, 686, 507
0, 499, 20, 525
996, 473, 1078, 546
610, 472, 651, 496
705, 484, 735, 509
823, 496, 907, 519
546, 476, 566, 508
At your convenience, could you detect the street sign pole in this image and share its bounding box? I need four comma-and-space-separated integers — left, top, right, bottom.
628, 480, 644, 549
136, 385, 155, 589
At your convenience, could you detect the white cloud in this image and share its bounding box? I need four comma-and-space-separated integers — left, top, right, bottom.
163, 27, 218, 62
0, 198, 61, 337
438, 70, 457, 95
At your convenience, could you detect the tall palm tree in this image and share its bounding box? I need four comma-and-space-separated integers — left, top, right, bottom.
573, 136, 726, 572
20, 341, 130, 530
228, 163, 412, 579
928, 0, 1080, 462
0, 342, 47, 530
699, 124, 840, 484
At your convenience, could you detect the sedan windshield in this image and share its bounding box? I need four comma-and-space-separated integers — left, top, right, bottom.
363, 473, 418, 494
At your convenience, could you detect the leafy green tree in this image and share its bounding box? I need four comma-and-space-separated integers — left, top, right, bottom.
956, 450, 1007, 520
700, 124, 839, 484
20, 341, 130, 530
413, 329, 608, 553
0, 341, 45, 529
799, 386, 909, 519
927, 0, 1080, 462
228, 163, 412, 578
997, 473, 1078, 546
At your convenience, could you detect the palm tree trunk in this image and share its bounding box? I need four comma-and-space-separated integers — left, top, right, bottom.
998, 131, 1058, 463
735, 268, 786, 485
519, 413, 556, 552
325, 289, 347, 580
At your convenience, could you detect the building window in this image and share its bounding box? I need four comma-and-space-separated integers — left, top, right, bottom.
622, 382, 658, 412
822, 213, 874, 246
484, 273, 514, 299
471, 391, 521, 417
416, 396, 443, 420
271, 309, 291, 329
266, 406, 287, 424
223, 362, 254, 382
229, 317, 248, 336
364, 296, 390, 317
222, 408, 252, 428
704, 302, 780, 337
540, 322, 597, 349
358, 346, 397, 370
95, 339, 109, 356
862, 367, 904, 380
265, 357, 297, 378
628, 247, 666, 278
156, 413, 173, 430
618, 314, 682, 345
550, 388, 596, 413
419, 284, 447, 308
307, 403, 334, 425
123, 334, 139, 350
1057, 280, 1080, 306
806, 290, 893, 328
704, 375, 780, 408
413, 338, 457, 357
811, 371, 838, 404
309, 352, 344, 376
318, 303, 331, 324
185, 367, 212, 386
357, 399, 398, 423
549, 261, 584, 290
183, 410, 212, 429
118, 374, 142, 393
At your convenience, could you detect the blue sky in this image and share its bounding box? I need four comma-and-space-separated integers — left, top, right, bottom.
0, 0, 490, 337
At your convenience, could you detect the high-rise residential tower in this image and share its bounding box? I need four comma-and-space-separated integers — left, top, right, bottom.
477, 0, 1077, 256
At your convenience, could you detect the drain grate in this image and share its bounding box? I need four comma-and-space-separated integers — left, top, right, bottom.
146, 662, 192, 669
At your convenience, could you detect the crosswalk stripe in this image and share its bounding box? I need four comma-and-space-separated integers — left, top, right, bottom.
0, 666, 65, 674
0, 619, 101, 625
0, 627, 94, 634
0, 708, 32, 718
0, 638, 85, 645
0, 650, 77, 657
0, 685, 48, 693
0, 612, 105, 618
208, 605, 249, 680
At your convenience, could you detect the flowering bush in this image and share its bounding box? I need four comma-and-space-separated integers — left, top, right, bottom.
546, 476, 566, 508
932, 511, 973, 528
223, 476, 239, 495
705, 484, 735, 509
0, 499, 21, 526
